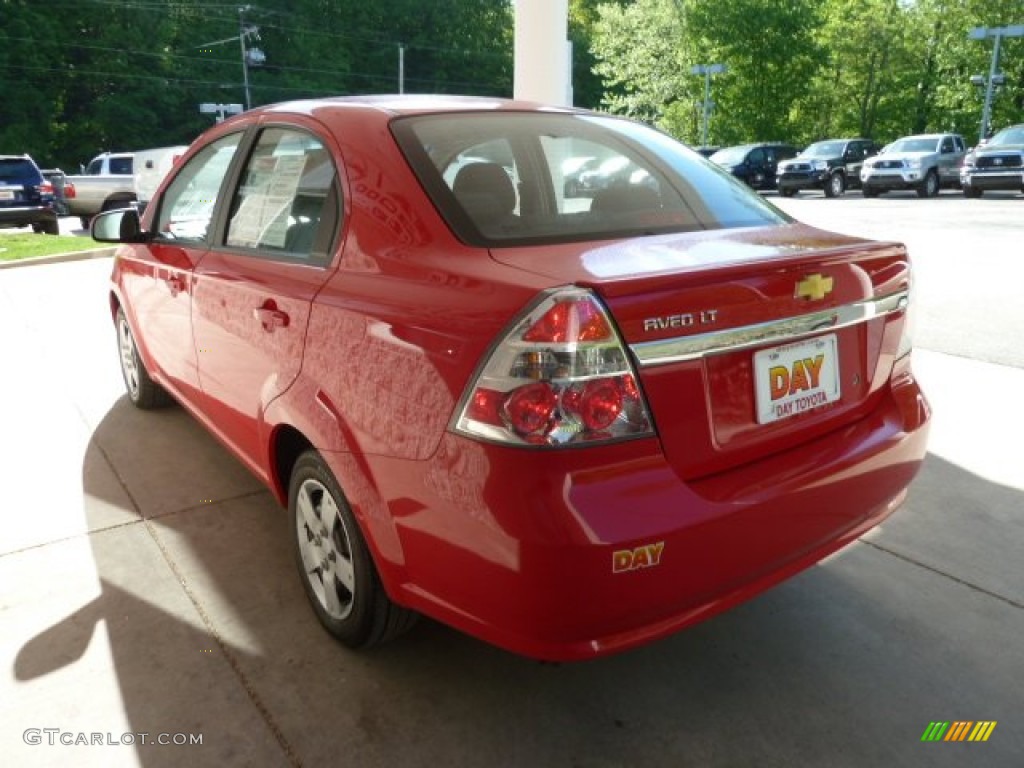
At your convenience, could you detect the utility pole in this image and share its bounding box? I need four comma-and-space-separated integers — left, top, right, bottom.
238, 6, 265, 111
197, 7, 265, 112
399, 44, 405, 94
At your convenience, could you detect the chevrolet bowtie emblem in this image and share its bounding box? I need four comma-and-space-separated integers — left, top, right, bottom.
796, 274, 834, 301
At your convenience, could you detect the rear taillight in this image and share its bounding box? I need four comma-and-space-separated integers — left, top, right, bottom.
453, 287, 654, 446
37, 181, 54, 196
63, 181, 76, 199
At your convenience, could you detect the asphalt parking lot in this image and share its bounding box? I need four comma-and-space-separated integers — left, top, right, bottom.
2, 195, 1022, 767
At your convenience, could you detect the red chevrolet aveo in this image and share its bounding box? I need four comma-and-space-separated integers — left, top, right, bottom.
93, 96, 930, 661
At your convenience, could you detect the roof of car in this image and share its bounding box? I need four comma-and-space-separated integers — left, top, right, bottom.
260, 94, 586, 119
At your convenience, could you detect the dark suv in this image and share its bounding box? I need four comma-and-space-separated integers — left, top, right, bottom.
0, 154, 60, 234
776, 139, 876, 198
710, 143, 799, 190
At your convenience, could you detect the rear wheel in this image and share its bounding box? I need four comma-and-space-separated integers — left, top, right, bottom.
824, 172, 845, 198
116, 307, 172, 409
917, 170, 939, 198
862, 186, 879, 198
778, 187, 796, 198
290, 450, 417, 649
962, 185, 982, 198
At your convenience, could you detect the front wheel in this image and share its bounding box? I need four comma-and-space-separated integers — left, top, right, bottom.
862, 186, 879, 198
116, 307, 172, 409
917, 170, 939, 198
824, 172, 845, 198
778, 187, 796, 198
290, 450, 417, 649
962, 185, 982, 198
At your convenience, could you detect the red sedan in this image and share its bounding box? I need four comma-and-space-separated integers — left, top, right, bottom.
94, 96, 930, 661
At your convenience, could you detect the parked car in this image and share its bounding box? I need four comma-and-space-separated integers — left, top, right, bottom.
710, 142, 798, 190
960, 124, 1024, 198
40, 168, 71, 216
776, 138, 877, 198
93, 95, 930, 661
0, 154, 59, 234
65, 146, 187, 228
860, 133, 966, 197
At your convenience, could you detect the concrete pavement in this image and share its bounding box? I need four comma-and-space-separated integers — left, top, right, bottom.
1, 256, 1021, 767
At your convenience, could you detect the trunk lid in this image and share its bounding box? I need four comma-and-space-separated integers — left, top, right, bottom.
491, 223, 911, 479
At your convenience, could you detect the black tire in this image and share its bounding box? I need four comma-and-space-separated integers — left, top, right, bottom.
824, 172, 845, 198
80, 216, 92, 231
778, 187, 796, 198
917, 170, 939, 198
862, 185, 880, 198
39, 217, 60, 235
963, 185, 982, 199
290, 450, 417, 649
116, 307, 172, 409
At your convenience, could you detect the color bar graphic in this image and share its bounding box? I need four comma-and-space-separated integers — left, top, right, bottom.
921, 721, 996, 742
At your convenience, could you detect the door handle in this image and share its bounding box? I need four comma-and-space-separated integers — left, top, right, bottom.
253, 303, 289, 332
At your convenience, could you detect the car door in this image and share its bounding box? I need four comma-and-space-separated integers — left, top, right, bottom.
191, 123, 341, 476
746, 148, 767, 187
937, 135, 959, 184
120, 133, 243, 405
843, 142, 865, 180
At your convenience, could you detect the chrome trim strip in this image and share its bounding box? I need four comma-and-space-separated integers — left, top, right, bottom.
631, 291, 909, 367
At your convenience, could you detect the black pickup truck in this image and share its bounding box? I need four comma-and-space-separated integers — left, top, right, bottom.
776, 138, 876, 198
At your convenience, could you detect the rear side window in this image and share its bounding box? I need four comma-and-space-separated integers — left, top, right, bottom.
224, 127, 339, 265
392, 113, 788, 247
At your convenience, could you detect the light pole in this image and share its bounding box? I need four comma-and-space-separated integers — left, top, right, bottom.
690, 63, 726, 148
968, 25, 1024, 143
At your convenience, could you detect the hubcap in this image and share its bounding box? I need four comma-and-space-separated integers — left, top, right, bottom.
117, 315, 140, 398
296, 478, 355, 620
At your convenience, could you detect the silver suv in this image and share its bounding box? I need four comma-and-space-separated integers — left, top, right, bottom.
860, 133, 966, 198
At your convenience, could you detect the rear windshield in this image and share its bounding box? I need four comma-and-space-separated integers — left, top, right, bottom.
0, 159, 40, 183
391, 113, 788, 247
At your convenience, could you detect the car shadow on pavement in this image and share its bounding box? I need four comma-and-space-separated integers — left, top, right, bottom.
12, 398, 1024, 767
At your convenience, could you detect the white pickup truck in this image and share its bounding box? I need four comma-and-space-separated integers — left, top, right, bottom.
64, 146, 187, 227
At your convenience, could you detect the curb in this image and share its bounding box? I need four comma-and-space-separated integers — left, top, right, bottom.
0, 247, 117, 270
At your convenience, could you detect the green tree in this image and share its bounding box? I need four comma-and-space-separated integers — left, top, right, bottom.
591, 0, 699, 137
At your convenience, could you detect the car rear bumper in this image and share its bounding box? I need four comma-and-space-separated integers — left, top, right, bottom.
344, 357, 931, 660
0, 205, 57, 229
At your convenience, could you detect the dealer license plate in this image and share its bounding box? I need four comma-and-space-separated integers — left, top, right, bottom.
753, 334, 841, 424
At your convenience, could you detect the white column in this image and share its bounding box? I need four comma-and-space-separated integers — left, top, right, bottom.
514, 0, 571, 106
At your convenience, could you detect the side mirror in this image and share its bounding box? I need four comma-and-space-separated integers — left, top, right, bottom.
91, 207, 148, 243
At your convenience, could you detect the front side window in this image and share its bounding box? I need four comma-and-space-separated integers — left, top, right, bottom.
225, 127, 338, 263
156, 133, 242, 243
393, 114, 787, 247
